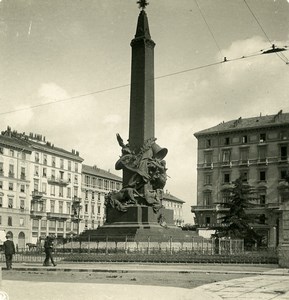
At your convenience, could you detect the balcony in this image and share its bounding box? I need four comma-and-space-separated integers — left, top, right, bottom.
48, 177, 69, 186
32, 190, 44, 200
30, 210, 47, 218
47, 212, 70, 220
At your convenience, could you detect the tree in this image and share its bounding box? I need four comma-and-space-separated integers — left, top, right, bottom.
214, 177, 261, 247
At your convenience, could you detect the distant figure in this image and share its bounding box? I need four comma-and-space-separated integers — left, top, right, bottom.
3, 233, 16, 270
43, 236, 57, 267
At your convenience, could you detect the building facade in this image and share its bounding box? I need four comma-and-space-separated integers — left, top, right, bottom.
162, 192, 185, 226
192, 110, 289, 248
81, 164, 122, 231
0, 127, 84, 246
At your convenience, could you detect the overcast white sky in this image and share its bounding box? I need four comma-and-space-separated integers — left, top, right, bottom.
1, 0, 289, 223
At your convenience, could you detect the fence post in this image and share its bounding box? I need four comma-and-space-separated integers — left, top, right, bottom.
192, 237, 194, 252
147, 236, 150, 255
219, 238, 221, 255
125, 236, 128, 254
230, 239, 233, 254
105, 236, 108, 255
169, 236, 172, 255
88, 235, 90, 254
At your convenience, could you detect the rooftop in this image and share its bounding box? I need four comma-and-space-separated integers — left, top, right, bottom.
163, 192, 185, 204
194, 110, 289, 136
82, 164, 122, 182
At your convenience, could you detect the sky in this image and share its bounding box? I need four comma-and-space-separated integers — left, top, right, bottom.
1, 0, 289, 223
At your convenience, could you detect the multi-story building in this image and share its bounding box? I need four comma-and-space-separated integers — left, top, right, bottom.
0, 127, 84, 246
162, 192, 185, 226
81, 164, 122, 231
192, 110, 289, 248
0, 128, 32, 249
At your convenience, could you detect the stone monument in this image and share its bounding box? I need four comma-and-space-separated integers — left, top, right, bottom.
81, 1, 188, 241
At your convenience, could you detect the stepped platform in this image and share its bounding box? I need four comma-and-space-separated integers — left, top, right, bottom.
79, 205, 193, 242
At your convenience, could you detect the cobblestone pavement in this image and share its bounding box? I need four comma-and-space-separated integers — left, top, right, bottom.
197, 269, 289, 299
1, 263, 289, 300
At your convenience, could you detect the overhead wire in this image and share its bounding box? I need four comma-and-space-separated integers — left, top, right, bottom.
243, 0, 289, 64
194, 0, 224, 59
0, 45, 287, 117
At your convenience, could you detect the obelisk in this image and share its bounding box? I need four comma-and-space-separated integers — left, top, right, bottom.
129, 1, 155, 153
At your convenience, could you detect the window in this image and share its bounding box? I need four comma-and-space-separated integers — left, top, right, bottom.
59, 186, 63, 197
240, 148, 249, 163
8, 197, 13, 208
206, 139, 211, 148
9, 182, 13, 191
60, 159, 64, 169
67, 203, 71, 214
92, 192, 95, 200
34, 179, 39, 191
59, 201, 63, 213
50, 185, 55, 196
222, 191, 230, 203
19, 218, 24, 226
75, 163, 78, 172
21, 167, 26, 179
0, 162, 3, 174
9, 149, 14, 157
205, 217, 211, 225
240, 171, 248, 182
204, 173, 212, 185
50, 200, 55, 213
242, 135, 248, 144
0, 197, 2, 207
280, 146, 288, 161
58, 221, 64, 229
85, 175, 90, 186
97, 205, 101, 214
20, 184, 25, 192
224, 137, 230, 145
281, 170, 288, 180
0, 147, 3, 154
34, 165, 39, 176
85, 204, 88, 213
52, 156, 56, 167
260, 133, 266, 143
43, 154, 47, 165
43, 167, 47, 177
51, 169, 55, 180
223, 173, 230, 183
203, 192, 212, 206
0, 181, 2, 189
68, 161, 71, 171
259, 171, 266, 181
67, 187, 71, 198
260, 195, 266, 205
91, 204, 95, 214
59, 171, 64, 180
258, 146, 267, 162
8, 216, 12, 226
68, 173, 71, 183
74, 175, 78, 184
104, 180, 108, 190
73, 187, 78, 197
41, 219, 47, 229
42, 182, 47, 194
98, 178, 103, 189
20, 199, 25, 209
35, 152, 39, 162
85, 190, 88, 199
204, 152, 212, 167
98, 193, 101, 201
9, 164, 14, 177
222, 150, 231, 164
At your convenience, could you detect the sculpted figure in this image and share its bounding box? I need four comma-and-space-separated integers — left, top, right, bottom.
105, 134, 168, 213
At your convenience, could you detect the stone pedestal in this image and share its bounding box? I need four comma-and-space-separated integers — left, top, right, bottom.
80, 206, 191, 242
278, 204, 289, 267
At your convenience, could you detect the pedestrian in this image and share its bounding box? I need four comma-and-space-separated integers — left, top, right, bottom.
3, 233, 16, 270
43, 236, 57, 267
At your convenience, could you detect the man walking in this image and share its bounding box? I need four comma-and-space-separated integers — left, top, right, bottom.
43, 236, 57, 267
3, 233, 16, 270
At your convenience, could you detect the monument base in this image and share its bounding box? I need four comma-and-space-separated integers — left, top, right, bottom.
79, 205, 193, 242
278, 243, 289, 267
